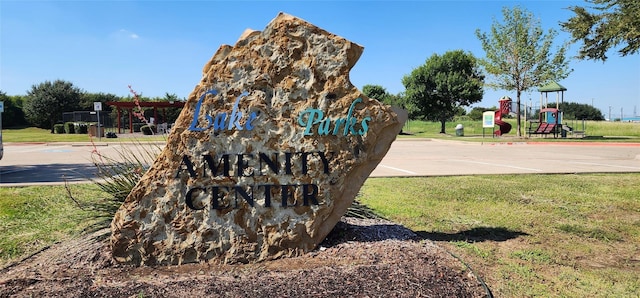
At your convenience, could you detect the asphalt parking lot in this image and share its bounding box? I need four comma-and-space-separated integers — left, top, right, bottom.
1, 139, 639, 186
374, 139, 640, 176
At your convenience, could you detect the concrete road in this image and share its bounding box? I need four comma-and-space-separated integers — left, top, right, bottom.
0, 142, 163, 186
373, 139, 640, 177
1, 139, 639, 186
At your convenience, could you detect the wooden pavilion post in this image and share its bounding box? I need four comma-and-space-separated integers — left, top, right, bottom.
116, 107, 122, 134
129, 108, 133, 133
153, 107, 158, 125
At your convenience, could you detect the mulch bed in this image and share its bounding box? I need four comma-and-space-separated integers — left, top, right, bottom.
0, 218, 490, 297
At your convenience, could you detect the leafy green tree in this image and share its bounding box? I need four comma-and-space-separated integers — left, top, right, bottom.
81, 92, 121, 112
0, 92, 29, 127
385, 93, 412, 113
559, 102, 605, 120
454, 106, 467, 117
402, 50, 484, 134
561, 0, 640, 61
362, 85, 391, 102
362, 84, 409, 108
24, 80, 83, 131
468, 106, 498, 121
476, 6, 572, 137
158, 92, 185, 124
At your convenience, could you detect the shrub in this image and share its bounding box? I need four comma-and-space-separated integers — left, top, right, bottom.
140, 124, 156, 135
90, 141, 160, 212
75, 123, 88, 134
64, 122, 76, 134
53, 124, 65, 134
133, 123, 144, 132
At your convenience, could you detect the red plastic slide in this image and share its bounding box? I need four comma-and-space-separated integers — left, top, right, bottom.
494, 118, 512, 136
494, 97, 512, 136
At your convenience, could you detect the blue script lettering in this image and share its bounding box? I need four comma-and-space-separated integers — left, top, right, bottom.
297, 98, 371, 136
188, 90, 258, 132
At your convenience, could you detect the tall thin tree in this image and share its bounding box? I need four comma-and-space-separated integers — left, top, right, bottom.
476, 6, 572, 137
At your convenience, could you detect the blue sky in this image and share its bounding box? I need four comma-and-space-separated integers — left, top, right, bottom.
1, 0, 639, 119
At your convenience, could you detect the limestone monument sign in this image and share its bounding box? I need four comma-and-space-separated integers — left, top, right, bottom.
110, 12, 407, 266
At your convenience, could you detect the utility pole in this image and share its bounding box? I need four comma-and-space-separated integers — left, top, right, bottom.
609, 106, 612, 121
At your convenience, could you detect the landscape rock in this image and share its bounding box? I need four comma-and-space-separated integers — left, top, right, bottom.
110, 12, 407, 266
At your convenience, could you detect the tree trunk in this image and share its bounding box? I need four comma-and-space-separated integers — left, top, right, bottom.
440, 118, 446, 134
516, 90, 522, 137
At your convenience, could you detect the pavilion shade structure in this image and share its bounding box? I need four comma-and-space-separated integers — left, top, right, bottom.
107, 101, 186, 133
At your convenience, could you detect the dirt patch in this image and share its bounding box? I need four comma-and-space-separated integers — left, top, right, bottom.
0, 218, 489, 297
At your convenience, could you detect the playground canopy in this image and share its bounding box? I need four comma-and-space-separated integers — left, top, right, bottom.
537, 81, 567, 109
537, 81, 567, 92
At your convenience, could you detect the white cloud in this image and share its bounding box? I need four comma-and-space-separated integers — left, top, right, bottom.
111, 29, 140, 40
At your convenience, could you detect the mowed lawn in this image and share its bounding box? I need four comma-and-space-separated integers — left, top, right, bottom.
360, 174, 640, 297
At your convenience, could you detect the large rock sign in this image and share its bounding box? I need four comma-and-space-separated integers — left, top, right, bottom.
110, 12, 407, 266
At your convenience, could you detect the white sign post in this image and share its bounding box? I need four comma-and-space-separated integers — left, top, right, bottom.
94, 102, 102, 140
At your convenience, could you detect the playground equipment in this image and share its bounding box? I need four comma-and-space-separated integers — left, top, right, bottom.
527, 81, 583, 138
530, 108, 561, 138
494, 96, 512, 136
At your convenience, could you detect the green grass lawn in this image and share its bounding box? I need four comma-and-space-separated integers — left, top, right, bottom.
401, 118, 640, 142
360, 174, 640, 297
1, 127, 167, 143
0, 184, 110, 268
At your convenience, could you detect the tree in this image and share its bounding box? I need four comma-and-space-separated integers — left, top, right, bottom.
158, 92, 185, 124
23, 80, 83, 130
476, 6, 572, 137
80, 92, 121, 112
0, 92, 29, 128
561, 0, 640, 61
362, 85, 411, 115
362, 85, 391, 102
559, 102, 605, 120
468, 106, 498, 121
402, 50, 484, 134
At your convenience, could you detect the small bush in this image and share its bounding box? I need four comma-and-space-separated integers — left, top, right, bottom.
64, 122, 75, 134
53, 124, 65, 134
75, 123, 88, 134
141, 124, 156, 135
133, 123, 144, 132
